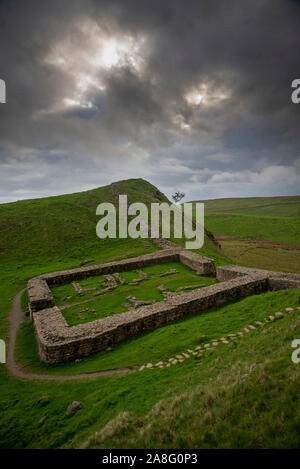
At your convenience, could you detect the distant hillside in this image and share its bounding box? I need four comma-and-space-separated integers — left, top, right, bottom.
192, 195, 300, 218
189, 195, 300, 273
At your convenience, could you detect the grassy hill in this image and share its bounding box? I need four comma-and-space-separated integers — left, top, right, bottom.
0, 180, 299, 449
190, 196, 300, 273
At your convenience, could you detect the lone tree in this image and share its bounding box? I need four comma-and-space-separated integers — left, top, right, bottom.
172, 191, 185, 204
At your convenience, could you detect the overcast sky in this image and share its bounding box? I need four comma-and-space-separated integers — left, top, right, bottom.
0, 0, 299, 203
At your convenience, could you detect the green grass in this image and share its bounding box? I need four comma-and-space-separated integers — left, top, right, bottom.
218, 239, 300, 274
52, 262, 216, 325
1, 292, 298, 449
204, 213, 300, 246
78, 306, 300, 449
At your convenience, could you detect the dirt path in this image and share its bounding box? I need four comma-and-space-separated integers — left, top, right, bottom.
7, 289, 136, 381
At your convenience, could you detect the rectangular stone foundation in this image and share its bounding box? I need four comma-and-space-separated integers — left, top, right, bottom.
34, 274, 269, 363
29, 248, 300, 364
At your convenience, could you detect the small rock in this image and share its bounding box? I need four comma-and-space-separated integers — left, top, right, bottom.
286, 307, 294, 312
204, 344, 210, 349
39, 415, 49, 426
146, 363, 153, 368
269, 315, 275, 321
255, 321, 264, 326
139, 365, 145, 371
275, 312, 284, 318
155, 361, 163, 367
248, 325, 256, 330
237, 332, 244, 336
243, 328, 250, 333
66, 401, 82, 418
79, 259, 94, 266
37, 395, 49, 406
198, 335, 206, 342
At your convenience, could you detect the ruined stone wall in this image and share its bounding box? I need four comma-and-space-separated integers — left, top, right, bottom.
217, 265, 300, 289
34, 274, 269, 364
28, 248, 300, 364
179, 250, 216, 275
27, 278, 54, 312
42, 249, 182, 286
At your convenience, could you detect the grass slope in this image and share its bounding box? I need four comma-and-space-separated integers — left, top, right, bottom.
1, 290, 298, 449
79, 304, 300, 449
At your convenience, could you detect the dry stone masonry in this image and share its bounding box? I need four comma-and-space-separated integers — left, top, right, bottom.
27, 247, 300, 364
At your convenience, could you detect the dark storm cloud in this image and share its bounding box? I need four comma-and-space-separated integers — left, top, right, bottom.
0, 0, 299, 202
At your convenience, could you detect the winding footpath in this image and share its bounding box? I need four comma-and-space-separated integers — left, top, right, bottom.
7, 289, 135, 381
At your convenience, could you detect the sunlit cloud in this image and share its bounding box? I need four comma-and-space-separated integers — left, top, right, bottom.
185, 83, 231, 108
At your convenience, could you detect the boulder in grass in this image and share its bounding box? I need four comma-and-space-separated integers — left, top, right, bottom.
66, 401, 82, 418
275, 312, 284, 318
286, 307, 294, 312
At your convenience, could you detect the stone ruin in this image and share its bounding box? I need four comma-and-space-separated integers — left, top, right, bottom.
27, 246, 300, 364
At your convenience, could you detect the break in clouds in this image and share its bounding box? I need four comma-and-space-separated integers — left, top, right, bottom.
0, 0, 299, 203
